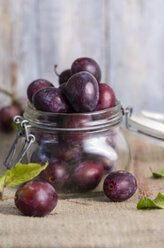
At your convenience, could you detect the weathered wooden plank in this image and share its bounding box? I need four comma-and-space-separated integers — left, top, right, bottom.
0, 0, 40, 102
0, 0, 19, 105
0, 0, 105, 98
18, 0, 40, 91
108, 0, 164, 112
0, 0, 164, 113
38, 0, 105, 86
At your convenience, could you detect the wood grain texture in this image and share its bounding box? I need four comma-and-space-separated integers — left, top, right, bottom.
0, 0, 40, 103
38, 0, 105, 85
108, 0, 164, 112
0, 0, 163, 113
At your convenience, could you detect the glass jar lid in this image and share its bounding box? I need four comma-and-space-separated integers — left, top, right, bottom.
125, 107, 164, 147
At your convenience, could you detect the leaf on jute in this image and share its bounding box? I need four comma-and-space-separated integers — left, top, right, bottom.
137, 192, 164, 209
152, 168, 164, 178
0, 175, 5, 194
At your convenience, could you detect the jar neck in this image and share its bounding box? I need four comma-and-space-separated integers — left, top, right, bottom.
24, 100, 123, 131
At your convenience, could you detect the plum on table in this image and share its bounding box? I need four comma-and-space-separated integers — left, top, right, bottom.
0, 104, 22, 132
15, 180, 58, 217
103, 170, 137, 202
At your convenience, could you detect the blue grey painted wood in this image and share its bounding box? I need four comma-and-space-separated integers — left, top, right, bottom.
108, 0, 164, 112
0, 0, 163, 113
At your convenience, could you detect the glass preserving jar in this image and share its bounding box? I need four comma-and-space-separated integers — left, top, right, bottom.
4, 100, 130, 197
4, 100, 164, 197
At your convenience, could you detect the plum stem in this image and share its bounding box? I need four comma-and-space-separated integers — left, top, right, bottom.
0, 176, 6, 200
54, 64, 60, 77
0, 87, 21, 108
0, 196, 16, 201
0, 178, 16, 201
0, 87, 14, 98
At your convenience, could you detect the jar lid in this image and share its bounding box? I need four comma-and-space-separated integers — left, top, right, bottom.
125, 107, 164, 147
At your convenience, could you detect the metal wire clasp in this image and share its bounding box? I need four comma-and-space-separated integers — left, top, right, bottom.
3, 115, 35, 169
123, 106, 133, 130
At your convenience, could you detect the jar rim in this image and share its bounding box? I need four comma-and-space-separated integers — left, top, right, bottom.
24, 100, 123, 131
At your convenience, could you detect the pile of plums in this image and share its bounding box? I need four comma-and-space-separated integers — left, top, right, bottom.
14, 57, 137, 217
27, 57, 137, 195
27, 57, 117, 193
28, 57, 116, 113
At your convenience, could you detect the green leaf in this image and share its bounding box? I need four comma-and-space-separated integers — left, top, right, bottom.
137, 192, 164, 209
11, 122, 22, 131
0, 175, 5, 192
153, 168, 164, 178
4, 163, 48, 187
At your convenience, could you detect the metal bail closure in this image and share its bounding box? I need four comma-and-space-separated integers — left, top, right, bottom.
123, 106, 164, 146
3, 115, 35, 169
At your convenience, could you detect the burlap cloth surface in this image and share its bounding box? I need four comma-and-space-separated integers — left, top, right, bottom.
0, 131, 164, 248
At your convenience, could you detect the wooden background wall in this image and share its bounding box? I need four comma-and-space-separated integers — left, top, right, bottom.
0, 0, 163, 113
